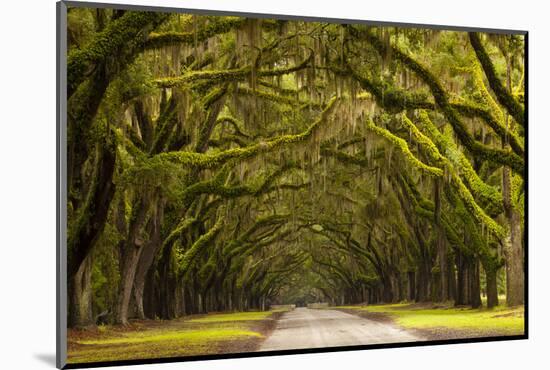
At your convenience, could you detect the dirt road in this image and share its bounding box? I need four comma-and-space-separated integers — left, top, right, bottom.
260, 307, 422, 351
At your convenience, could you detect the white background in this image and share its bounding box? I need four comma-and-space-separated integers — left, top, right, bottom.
0, 0, 547, 369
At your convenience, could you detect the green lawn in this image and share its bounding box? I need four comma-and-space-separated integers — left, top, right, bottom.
77, 328, 262, 346
67, 311, 277, 364
188, 311, 274, 323
338, 303, 524, 336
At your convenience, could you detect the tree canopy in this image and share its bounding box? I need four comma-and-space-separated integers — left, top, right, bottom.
66, 7, 525, 327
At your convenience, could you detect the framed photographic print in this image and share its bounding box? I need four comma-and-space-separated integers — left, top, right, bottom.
57, 1, 527, 368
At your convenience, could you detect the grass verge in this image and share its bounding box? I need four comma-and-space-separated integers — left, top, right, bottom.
188, 311, 274, 323
337, 302, 524, 340
67, 310, 283, 364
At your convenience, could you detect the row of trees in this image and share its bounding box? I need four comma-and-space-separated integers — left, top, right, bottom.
66, 7, 525, 327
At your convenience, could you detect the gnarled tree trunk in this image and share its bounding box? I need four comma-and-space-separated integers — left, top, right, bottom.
68, 255, 93, 327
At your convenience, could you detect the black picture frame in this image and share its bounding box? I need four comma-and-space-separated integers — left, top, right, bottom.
57, 2, 528, 368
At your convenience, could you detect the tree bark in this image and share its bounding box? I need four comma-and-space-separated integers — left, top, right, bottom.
434, 179, 448, 301
67, 142, 116, 283
505, 210, 524, 306
115, 246, 143, 324
115, 199, 150, 325
447, 259, 457, 302
68, 254, 94, 327
455, 250, 470, 306
408, 271, 416, 301
431, 271, 441, 302
66, 17, 171, 312
503, 165, 524, 306
132, 204, 163, 319
416, 261, 430, 302
143, 268, 158, 318
500, 51, 525, 307
468, 32, 525, 128
469, 258, 482, 308
486, 267, 499, 308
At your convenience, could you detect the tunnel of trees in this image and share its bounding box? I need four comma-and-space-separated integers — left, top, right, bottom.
66, 7, 525, 327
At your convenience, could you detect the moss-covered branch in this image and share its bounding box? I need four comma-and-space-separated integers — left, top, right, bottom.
160, 217, 198, 255
215, 116, 250, 138
157, 96, 338, 168
153, 52, 313, 88
144, 17, 246, 50
365, 118, 444, 177
344, 65, 434, 113
396, 173, 499, 250
321, 146, 370, 167
348, 67, 524, 160
356, 28, 524, 176
416, 111, 503, 217
67, 11, 169, 98
223, 214, 290, 258
401, 114, 446, 166
149, 95, 179, 154
469, 32, 525, 127
181, 162, 297, 204
236, 86, 323, 110
400, 113, 504, 237
452, 102, 524, 157
178, 214, 224, 277
345, 63, 523, 158
208, 135, 250, 148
